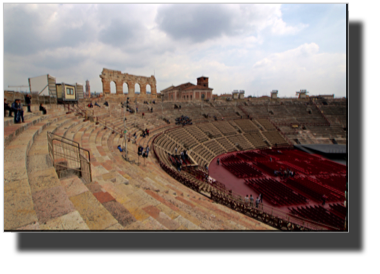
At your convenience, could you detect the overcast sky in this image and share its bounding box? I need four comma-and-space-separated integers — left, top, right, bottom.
3, 3, 346, 97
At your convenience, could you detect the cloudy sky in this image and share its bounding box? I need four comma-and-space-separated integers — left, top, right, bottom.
3, 3, 346, 97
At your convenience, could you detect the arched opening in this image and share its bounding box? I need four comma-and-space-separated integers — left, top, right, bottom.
146, 84, 151, 94
123, 82, 129, 94
110, 81, 116, 94
135, 83, 140, 94
190, 95, 192, 100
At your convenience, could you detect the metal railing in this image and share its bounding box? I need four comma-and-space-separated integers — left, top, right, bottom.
47, 131, 92, 183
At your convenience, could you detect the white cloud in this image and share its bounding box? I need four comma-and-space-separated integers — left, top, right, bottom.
3, 4, 345, 98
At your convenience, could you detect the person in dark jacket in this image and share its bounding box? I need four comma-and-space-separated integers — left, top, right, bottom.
25, 94, 32, 113
95, 102, 101, 107
12, 99, 24, 123
104, 101, 109, 107
4, 98, 13, 117
39, 103, 47, 115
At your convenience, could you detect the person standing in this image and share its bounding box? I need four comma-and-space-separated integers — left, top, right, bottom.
256, 196, 260, 208
245, 195, 249, 206
4, 98, 13, 117
250, 194, 254, 207
25, 94, 32, 113
217, 158, 220, 165
12, 99, 24, 123
146, 145, 150, 157
259, 193, 263, 203
175, 147, 177, 154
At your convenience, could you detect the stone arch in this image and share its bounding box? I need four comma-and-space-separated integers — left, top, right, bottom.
110, 81, 117, 94
146, 84, 151, 94
123, 82, 129, 94
135, 83, 141, 94
100, 68, 157, 98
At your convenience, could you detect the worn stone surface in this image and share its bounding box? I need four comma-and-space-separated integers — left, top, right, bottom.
93, 191, 115, 204
39, 211, 89, 230
173, 215, 201, 230
29, 168, 62, 193
103, 200, 137, 227
86, 181, 104, 193
60, 177, 89, 198
69, 191, 118, 230
4, 179, 38, 230
32, 186, 76, 224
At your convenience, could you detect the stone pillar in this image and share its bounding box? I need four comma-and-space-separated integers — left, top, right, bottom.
102, 78, 110, 94
128, 81, 135, 96
140, 84, 146, 95
116, 80, 123, 94
151, 84, 156, 95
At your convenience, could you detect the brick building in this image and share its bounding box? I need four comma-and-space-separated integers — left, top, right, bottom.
160, 76, 213, 101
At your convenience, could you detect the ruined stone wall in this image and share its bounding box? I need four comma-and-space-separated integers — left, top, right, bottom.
99, 68, 157, 98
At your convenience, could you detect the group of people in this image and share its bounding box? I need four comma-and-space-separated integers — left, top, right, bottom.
175, 115, 192, 126
170, 153, 184, 172
273, 168, 295, 177
88, 102, 102, 108
140, 128, 149, 138
4, 96, 47, 124
244, 193, 263, 208
137, 145, 150, 158
143, 100, 155, 104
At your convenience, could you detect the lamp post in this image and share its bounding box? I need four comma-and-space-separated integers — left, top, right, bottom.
123, 109, 128, 161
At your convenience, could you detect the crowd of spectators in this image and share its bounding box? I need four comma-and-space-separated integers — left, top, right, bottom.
169, 149, 190, 171
175, 115, 192, 126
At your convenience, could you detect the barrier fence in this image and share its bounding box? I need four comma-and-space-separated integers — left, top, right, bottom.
47, 131, 92, 183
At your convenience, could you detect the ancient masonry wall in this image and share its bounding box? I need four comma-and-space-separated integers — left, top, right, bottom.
99, 68, 157, 99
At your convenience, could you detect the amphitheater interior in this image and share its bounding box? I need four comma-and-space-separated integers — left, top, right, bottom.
4, 96, 347, 231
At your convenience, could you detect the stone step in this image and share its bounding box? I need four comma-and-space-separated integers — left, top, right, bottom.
4, 113, 72, 230
4, 111, 67, 147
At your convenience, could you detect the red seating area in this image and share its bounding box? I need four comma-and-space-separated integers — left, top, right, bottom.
329, 203, 347, 219
223, 162, 263, 178
209, 147, 346, 229
289, 205, 345, 229
313, 160, 346, 174
284, 177, 344, 202
245, 178, 308, 206
221, 154, 241, 163
315, 175, 346, 193
236, 151, 265, 161
254, 161, 292, 176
